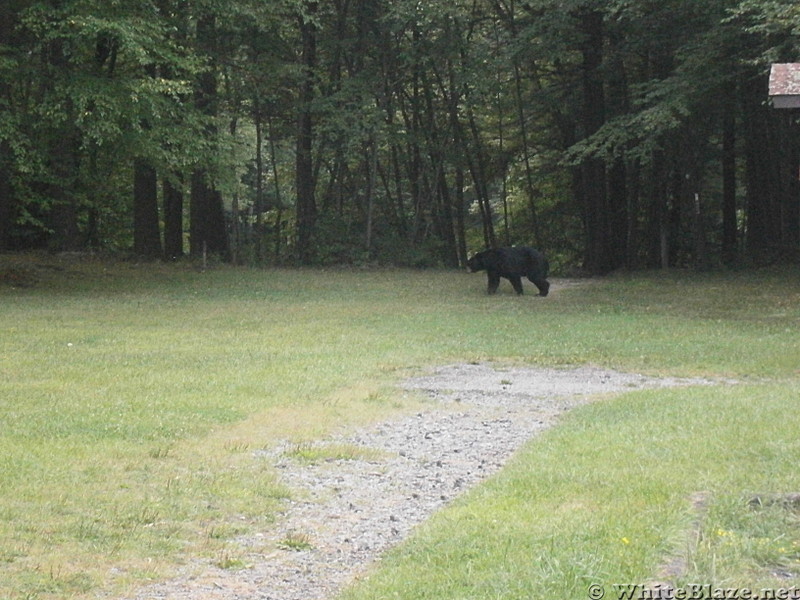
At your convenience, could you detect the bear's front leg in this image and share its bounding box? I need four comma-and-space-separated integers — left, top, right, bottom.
532, 279, 549, 297
487, 272, 501, 294
508, 275, 524, 295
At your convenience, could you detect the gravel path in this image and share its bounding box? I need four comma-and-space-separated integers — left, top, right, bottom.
124, 363, 715, 600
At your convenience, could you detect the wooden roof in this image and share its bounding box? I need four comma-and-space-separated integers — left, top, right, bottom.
769, 63, 800, 108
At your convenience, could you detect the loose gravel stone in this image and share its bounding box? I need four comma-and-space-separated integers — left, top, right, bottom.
121, 364, 715, 600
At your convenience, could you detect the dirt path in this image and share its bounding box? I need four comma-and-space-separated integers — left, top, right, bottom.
123, 364, 715, 600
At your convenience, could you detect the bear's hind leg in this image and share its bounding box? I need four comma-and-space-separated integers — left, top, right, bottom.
527, 272, 550, 297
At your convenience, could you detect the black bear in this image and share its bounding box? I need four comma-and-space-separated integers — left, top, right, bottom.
467, 246, 550, 296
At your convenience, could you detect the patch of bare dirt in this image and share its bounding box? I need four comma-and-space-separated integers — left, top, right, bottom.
121, 364, 716, 600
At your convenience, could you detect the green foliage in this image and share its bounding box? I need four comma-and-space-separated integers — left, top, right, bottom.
731, 0, 800, 60
3, 0, 800, 268
1, 0, 210, 250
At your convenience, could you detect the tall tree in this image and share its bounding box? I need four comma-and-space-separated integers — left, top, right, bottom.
295, 0, 318, 264
576, 7, 609, 274
133, 58, 163, 260
721, 87, 737, 264
133, 158, 162, 258
0, 1, 21, 250
190, 10, 229, 260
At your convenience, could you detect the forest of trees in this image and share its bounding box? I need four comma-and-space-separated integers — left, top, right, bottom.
1, 0, 799, 273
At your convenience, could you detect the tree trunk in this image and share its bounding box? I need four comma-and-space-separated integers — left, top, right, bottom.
692, 191, 709, 270
495, 77, 510, 247
741, 71, 774, 256
647, 150, 670, 269
190, 171, 228, 260
454, 165, 467, 266
465, 107, 496, 249
295, 1, 318, 264
133, 158, 162, 258
267, 114, 285, 261
421, 69, 458, 266
607, 158, 627, 269
0, 7, 13, 250
163, 176, 184, 259
577, 8, 608, 274
407, 46, 424, 247
625, 159, 641, 269
721, 95, 737, 264
365, 137, 377, 257
513, 62, 541, 249
605, 46, 629, 271
190, 12, 229, 260
0, 139, 11, 250
254, 103, 265, 262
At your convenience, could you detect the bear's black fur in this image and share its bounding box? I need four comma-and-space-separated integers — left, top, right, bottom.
467, 246, 550, 296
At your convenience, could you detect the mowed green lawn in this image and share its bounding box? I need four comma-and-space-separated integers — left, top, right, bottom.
1, 256, 799, 599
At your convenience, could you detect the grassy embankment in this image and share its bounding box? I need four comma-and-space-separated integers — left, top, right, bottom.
1, 255, 799, 599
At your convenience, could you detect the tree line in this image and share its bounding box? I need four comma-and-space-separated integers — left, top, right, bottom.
1, 0, 798, 273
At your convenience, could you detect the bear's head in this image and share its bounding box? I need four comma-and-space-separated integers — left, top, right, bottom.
466, 251, 488, 273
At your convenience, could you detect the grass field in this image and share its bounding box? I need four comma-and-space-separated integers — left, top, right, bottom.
1, 255, 799, 599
